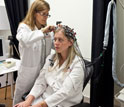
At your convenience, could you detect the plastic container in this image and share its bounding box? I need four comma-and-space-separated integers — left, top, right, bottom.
115, 88, 124, 107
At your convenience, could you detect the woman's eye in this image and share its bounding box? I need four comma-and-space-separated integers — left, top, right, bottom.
53, 38, 64, 42
53, 39, 56, 42
59, 39, 63, 42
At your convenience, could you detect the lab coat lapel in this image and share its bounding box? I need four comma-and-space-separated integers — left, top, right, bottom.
56, 59, 68, 72
34, 26, 46, 68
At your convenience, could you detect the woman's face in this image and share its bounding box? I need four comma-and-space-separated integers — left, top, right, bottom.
54, 30, 72, 55
35, 10, 50, 28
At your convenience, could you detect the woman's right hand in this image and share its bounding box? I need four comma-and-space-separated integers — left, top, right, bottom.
13, 101, 31, 107
41, 25, 55, 33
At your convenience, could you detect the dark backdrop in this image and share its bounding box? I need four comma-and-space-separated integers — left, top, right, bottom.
91, 0, 115, 107
4, 0, 28, 81
4, 0, 28, 59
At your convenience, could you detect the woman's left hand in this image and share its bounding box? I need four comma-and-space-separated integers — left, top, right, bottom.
13, 101, 31, 107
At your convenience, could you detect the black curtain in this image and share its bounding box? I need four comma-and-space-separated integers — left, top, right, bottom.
4, 0, 28, 81
91, 0, 114, 107
4, 0, 28, 59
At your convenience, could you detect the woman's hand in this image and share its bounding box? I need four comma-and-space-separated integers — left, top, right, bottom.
13, 101, 31, 107
41, 25, 55, 33
31, 101, 48, 107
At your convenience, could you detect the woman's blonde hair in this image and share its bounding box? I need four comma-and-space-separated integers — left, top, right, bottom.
21, 0, 50, 30
52, 26, 80, 72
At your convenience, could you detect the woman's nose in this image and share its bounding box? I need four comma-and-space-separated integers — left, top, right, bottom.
54, 40, 59, 45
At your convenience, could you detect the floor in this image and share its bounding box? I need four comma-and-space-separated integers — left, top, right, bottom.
0, 86, 121, 107
84, 97, 120, 107
0, 86, 13, 107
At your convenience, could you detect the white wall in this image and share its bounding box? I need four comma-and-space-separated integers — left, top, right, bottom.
0, 1, 11, 57
0, 6, 10, 30
114, 1, 124, 106
115, 0, 124, 94
0, 0, 12, 88
0, 0, 4, 6
29, 0, 93, 60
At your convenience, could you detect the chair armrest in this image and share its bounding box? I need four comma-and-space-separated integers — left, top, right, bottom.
22, 92, 29, 101
71, 102, 90, 107
0, 104, 6, 107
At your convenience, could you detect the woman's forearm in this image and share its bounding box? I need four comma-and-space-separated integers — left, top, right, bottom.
25, 95, 35, 105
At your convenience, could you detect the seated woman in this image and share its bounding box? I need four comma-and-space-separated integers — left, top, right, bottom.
14, 25, 85, 107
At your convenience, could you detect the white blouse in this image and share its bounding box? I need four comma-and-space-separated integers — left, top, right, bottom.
29, 54, 85, 107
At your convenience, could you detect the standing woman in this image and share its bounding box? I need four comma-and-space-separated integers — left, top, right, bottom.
13, 0, 55, 105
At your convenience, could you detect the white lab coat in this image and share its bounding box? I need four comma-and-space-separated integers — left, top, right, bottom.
29, 54, 84, 107
13, 23, 53, 105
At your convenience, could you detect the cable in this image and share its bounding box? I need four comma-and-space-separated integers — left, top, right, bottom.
106, 0, 124, 87
74, 40, 106, 67
120, 64, 124, 73
13, 44, 20, 58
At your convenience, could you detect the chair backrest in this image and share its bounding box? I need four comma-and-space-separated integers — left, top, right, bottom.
70, 59, 93, 107
83, 59, 94, 90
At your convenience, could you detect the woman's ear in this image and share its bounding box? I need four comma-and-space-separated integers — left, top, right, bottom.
34, 12, 37, 18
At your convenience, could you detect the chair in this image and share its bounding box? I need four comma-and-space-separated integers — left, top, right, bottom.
71, 103, 91, 107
